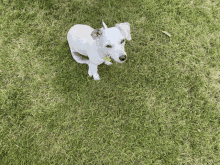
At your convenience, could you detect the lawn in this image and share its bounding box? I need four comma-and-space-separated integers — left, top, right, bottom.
1, 0, 220, 164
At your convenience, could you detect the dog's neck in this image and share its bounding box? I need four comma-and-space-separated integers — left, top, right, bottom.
100, 49, 110, 58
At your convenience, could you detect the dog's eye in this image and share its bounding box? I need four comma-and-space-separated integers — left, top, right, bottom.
121, 39, 125, 44
106, 45, 112, 48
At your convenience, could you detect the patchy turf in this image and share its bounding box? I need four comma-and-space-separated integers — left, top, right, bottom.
1, 0, 220, 164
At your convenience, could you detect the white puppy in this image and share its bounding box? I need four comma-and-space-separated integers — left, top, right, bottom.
67, 21, 131, 80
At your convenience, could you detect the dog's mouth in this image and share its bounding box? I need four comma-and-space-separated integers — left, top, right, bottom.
106, 54, 111, 58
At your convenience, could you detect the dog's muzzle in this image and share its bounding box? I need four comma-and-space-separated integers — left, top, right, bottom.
119, 55, 127, 62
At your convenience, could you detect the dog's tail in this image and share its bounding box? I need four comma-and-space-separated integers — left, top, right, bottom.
71, 50, 89, 64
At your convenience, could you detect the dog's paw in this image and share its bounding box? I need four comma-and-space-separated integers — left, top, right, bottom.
93, 73, 100, 80
88, 70, 93, 77
104, 61, 112, 65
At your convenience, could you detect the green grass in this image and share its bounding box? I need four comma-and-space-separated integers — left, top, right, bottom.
1, 0, 220, 164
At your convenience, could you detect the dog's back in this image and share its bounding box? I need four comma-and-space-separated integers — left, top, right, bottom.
67, 24, 95, 56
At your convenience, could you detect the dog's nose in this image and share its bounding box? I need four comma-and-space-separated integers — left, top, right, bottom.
119, 55, 127, 61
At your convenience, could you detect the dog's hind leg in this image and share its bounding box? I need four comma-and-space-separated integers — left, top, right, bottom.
70, 49, 89, 64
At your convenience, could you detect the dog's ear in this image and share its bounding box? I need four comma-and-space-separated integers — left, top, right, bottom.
102, 20, 108, 29
115, 22, 131, 40
91, 29, 103, 40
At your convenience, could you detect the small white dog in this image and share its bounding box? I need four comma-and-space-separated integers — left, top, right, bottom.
67, 20, 131, 80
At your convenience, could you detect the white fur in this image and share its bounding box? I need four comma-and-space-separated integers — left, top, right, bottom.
67, 21, 131, 80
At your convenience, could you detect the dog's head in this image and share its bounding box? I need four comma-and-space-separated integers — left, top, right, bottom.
91, 21, 131, 63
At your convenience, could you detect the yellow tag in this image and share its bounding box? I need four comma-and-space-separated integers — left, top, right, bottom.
104, 57, 111, 62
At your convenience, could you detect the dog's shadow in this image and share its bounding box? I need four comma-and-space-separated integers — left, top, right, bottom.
75, 52, 89, 60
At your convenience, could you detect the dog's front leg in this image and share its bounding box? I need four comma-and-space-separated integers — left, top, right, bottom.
88, 62, 100, 80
